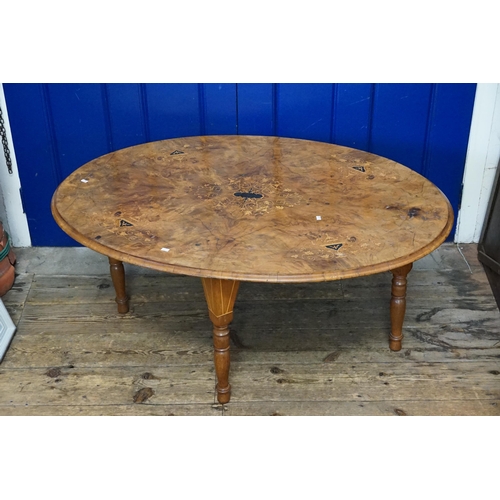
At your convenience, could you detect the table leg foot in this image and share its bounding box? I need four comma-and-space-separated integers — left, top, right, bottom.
109, 257, 129, 314
202, 277, 240, 404
390, 263, 413, 351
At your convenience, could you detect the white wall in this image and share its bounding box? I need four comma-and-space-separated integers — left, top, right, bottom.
0, 85, 31, 247
456, 83, 500, 243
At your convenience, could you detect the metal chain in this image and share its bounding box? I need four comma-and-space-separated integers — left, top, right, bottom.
0, 104, 13, 174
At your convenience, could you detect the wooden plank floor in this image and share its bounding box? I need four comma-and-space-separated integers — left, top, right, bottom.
0, 243, 499, 416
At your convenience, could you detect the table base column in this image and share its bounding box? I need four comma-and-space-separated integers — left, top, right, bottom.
201, 277, 240, 404
389, 263, 413, 351
109, 257, 129, 314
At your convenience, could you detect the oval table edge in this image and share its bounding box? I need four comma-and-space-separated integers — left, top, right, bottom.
51, 187, 455, 284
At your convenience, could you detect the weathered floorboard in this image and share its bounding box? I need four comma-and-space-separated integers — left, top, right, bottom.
221, 399, 500, 416
3, 326, 500, 369
16, 298, 500, 330
1, 399, 498, 416
0, 362, 498, 408
25, 268, 490, 305
0, 404, 223, 416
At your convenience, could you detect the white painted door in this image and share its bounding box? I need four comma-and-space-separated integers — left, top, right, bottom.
456, 83, 500, 243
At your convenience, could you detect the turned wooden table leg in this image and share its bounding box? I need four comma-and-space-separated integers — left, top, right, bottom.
109, 257, 129, 314
201, 277, 240, 404
389, 263, 413, 351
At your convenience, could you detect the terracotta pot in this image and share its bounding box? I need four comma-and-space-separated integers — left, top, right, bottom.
0, 222, 16, 297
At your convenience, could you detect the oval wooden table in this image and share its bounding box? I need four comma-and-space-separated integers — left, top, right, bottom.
51, 135, 454, 404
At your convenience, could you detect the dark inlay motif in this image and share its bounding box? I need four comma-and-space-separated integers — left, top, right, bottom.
119, 219, 134, 227
170, 150, 184, 155
407, 207, 421, 218
234, 192, 263, 199
326, 243, 343, 250
352, 166, 366, 172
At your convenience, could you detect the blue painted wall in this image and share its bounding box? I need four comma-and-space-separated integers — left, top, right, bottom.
3, 83, 476, 245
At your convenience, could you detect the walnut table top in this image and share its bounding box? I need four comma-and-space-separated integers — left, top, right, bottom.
51, 135, 453, 283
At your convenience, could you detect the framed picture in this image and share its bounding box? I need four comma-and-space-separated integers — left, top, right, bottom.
0, 298, 16, 362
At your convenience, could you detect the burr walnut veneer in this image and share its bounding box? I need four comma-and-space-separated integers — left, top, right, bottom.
51, 135, 454, 403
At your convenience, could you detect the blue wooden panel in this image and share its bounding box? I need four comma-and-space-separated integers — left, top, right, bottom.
370, 83, 433, 173
2, 84, 76, 246
3, 83, 477, 245
333, 83, 373, 150
105, 84, 146, 150
144, 84, 201, 141
276, 84, 333, 142
46, 84, 111, 178
424, 83, 477, 236
202, 84, 237, 135
236, 84, 275, 135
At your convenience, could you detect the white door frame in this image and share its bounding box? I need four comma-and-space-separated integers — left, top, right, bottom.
0, 84, 31, 247
455, 83, 500, 243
